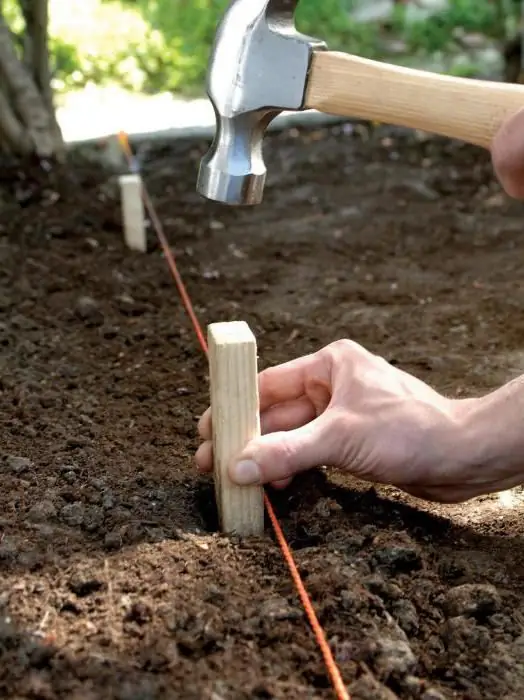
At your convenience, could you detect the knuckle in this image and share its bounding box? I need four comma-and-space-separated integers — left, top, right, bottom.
329, 338, 353, 353
315, 339, 361, 377
260, 435, 297, 479
323, 338, 360, 361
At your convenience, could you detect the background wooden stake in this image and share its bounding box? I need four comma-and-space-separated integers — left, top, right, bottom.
208, 321, 264, 536
118, 173, 147, 252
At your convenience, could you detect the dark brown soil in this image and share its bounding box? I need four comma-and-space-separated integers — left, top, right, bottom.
2, 121, 524, 700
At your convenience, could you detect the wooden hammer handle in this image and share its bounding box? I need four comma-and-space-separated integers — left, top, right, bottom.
305, 51, 524, 149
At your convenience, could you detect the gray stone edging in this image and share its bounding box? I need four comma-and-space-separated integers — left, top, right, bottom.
66, 109, 346, 149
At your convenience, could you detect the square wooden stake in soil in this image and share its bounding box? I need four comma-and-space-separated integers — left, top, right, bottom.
118, 174, 147, 252
208, 321, 264, 536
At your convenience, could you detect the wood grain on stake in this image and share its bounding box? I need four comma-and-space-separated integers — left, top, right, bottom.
306, 51, 524, 149
208, 321, 264, 536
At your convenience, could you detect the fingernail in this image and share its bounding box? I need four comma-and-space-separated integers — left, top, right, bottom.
231, 459, 260, 485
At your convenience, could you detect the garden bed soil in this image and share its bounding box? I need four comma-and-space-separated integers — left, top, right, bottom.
2, 121, 524, 699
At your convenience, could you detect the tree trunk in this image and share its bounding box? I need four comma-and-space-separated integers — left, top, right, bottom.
0, 0, 64, 160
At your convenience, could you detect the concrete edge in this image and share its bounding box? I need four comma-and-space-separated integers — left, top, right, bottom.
65, 110, 347, 149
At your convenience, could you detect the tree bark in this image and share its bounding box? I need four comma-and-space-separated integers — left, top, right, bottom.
0, 82, 31, 154
19, 0, 53, 109
0, 1, 64, 159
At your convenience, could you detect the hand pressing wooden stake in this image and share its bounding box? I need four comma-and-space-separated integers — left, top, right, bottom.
208, 321, 264, 536
118, 174, 147, 252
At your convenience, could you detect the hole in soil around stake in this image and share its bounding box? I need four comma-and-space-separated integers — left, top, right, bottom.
194, 478, 219, 533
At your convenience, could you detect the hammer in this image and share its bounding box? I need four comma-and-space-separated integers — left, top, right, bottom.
196, 0, 524, 206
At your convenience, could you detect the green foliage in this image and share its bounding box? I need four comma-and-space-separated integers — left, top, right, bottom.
2, 0, 23, 35
2, 0, 84, 88
99, 0, 230, 93
295, 0, 382, 57
390, 0, 509, 55
111, 0, 385, 91
2, 0, 520, 95
88, 0, 384, 92
50, 38, 83, 81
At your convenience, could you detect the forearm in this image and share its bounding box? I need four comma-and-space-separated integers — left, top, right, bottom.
460, 375, 524, 492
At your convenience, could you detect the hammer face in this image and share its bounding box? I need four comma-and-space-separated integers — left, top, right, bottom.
196, 0, 326, 206
198, 111, 279, 206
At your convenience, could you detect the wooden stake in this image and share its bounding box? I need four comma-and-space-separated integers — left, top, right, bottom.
208, 321, 264, 536
118, 174, 147, 252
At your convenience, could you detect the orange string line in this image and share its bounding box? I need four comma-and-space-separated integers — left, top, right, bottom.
117, 131, 350, 700
118, 131, 208, 352
264, 493, 349, 699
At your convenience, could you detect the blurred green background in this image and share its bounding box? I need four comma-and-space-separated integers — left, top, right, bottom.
4, 0, 522, 97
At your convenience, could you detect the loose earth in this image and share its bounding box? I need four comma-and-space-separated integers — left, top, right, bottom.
1, 122, 524, 699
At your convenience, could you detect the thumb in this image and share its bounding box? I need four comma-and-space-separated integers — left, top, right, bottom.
491, 107, 524, 199
228, 414, 342, 486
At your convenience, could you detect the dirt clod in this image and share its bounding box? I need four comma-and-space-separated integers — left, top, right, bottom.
349, 674, 399, 699
3, 454, 33, 474
60, 502, 85, 527
74, 295, 104, 326
373, 546, 423, 575
441, 583, 501, 619
27, 500, 57, 523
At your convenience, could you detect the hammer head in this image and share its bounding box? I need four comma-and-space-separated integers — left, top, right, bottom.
196, 0, 326, 206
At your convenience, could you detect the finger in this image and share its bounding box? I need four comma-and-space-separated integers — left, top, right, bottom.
258, 352, 330, 412
229, 411, 344, 486
261, 396, 317, 434
198, 397, 312, 444
197, 398, 315, 474
270, 478, 293, 490
195, 439, 293, 490
195, 440, 213, 473
198, 408, 212, 440
199, 350, 331, 440
491, 107, 524, 199
198, 359, 318, 440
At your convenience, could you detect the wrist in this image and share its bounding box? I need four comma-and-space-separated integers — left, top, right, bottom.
452, 388, 524, 495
